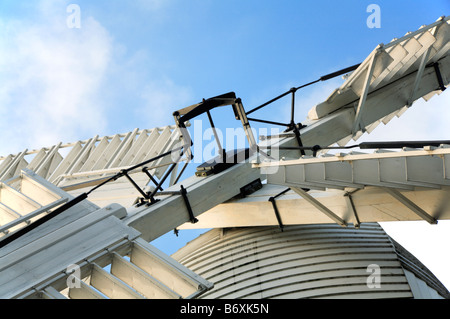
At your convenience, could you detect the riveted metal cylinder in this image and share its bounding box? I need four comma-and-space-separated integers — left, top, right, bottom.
173, 223, 448, 299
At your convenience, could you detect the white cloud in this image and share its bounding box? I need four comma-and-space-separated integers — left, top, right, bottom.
0, 2, 113, 154
139, 77, 194, 127
0, 0, 196, 157
357, 89, 450, 142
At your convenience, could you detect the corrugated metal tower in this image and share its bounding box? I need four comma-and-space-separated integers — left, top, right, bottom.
173, 224, 449, 299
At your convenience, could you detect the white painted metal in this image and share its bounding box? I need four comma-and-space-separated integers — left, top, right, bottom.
110, 252, 182, 299
403, 270, 444, 299
0, 169, 71, 237
173, 223, 447, 299
290, 187, 347, 226
130, 238, 209, 298
0, 174, 212, 299
382, 187, 436, 224
258, 145, 450, 191
90, 263, 145, 299
227, 146, 450, 226
55, 238, 212, 300
177, 183, 450, 230
41, 286, 67, 299
68, 280, 106, 299
306, 16, 449, 145
0, 126, 185, 208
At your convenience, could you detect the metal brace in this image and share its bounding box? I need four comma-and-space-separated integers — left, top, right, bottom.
285, 123, 307, 156
157, 185, 198, 224
433, 62, 447, 92
268, 188, 290, 231
180, 185, 198, 224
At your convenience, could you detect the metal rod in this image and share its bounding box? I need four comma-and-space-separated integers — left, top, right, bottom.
173, 161, 189, 185
295, 79, 321, 90
290, 89, 296, 125
87, 146, 184, 195
147, 162, 179, 200
383, 187, 437, 224
126, 145, 184, 173
245, 63, 361, 116
0, 146, 188, 250
142, 167, 164, 191
292, 125, 306, 156
206, 110, 225, 158
319, 63, 361, 81
247, 117, 290, 127
245, 90, 292, 115
290, 187, 347, 227
180, 185, 198, 224
268, 197, 284, 231
259, 140, 450, 152
344, 193, 360, 229
273, 188, 291, 199
358, 140, 450, 149
122, 171, 150, 200
433, 62, 447, 91
0, 192, 88, 249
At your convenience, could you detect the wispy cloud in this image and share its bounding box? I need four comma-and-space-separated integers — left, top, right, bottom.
0, 0, 193, 156
139, 77, 194, 126
0, 2, 113, 154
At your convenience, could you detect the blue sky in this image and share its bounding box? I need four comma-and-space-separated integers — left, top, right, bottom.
1, 0, 450, 290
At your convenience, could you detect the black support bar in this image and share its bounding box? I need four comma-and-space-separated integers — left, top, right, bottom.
246, 117, 290, 127
433, 62, 447, 92
142, 167, 164, 192
268, 197, 284, 231
268, 188, 291, 231
147, 162, 179, 203
180, 185, 198, 224
319, 63, 361, 81
245, 63, 361, 116
292, 124, 306, 156
0, 193, 88, 249
122, 170, 150, 200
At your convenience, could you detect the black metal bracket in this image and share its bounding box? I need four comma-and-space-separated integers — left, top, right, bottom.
195, 148, 254, 177
243, 64, 363, 158
173, 92, 237, 161
285, 122, 307, 156
180, 185, 198, 224
142, 167, 164, 192
122, 170, 151, 201
156, 185, 198, 224
123, 170, 160, 207
268, 197, 283, 231
173, 92, 261, 167
432, 62, 447, 92
138, 161, 181, 207
239, 179, 263, 198
268, 188, 291, 231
